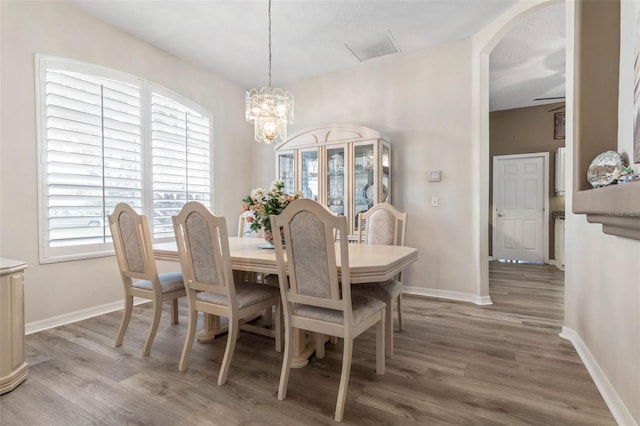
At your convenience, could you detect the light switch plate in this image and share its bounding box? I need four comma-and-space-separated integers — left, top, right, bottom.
429, 171, 442, 182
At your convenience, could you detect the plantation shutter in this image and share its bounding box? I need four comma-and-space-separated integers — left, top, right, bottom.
150, 91, 211, 239
37, 56, 214, 262
44, 68, 142, 249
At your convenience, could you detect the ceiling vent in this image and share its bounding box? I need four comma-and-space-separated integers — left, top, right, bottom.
345, 29, 401, 62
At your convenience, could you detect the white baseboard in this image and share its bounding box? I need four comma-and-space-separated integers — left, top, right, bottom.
403, 286, 493, 305
560, 326, 637, 426
26, 297, 148, 335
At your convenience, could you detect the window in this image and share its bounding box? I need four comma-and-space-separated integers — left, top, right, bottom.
36, 56, 212, 262
150, 89, 211, 240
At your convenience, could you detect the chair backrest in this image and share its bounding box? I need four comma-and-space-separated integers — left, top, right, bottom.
238, 210, 262, 238
272, 199, 352, 322
108, 202, 158, 284
357, 203, 407, 247
173, 202, 238, 307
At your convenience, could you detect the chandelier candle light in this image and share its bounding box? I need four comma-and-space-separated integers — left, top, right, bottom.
245, 0, 294, 145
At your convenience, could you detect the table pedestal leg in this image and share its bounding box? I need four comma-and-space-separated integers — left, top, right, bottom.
291, 328, 315, 368
197, 313, 225, 343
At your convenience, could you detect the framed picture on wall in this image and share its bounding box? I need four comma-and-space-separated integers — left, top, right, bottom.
554, 112, 565, 140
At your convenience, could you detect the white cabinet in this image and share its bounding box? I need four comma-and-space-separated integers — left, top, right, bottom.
275, 124, 391, 236
555, 147, 566, 195
0, 258, 28, 395
554, 219, 565, 270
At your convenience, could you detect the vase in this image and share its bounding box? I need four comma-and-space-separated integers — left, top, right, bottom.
258, 228, 276, 249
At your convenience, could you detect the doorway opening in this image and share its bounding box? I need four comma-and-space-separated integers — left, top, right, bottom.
481, 1, 566, 304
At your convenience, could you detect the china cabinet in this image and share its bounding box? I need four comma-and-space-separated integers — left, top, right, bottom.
275, 124, 391, 236
0, 258, 28, 395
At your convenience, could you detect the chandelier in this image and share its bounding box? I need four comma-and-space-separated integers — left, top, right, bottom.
245, 0, 294, 145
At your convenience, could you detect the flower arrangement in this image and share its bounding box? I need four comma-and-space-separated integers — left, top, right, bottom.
242, 180, 302, 242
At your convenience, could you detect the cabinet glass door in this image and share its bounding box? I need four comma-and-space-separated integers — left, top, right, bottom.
326, 146, 346, 216
277, 152, 295, 194
382, 144, 391, 203
300, 149, 319, 201
353, 144, 375, 231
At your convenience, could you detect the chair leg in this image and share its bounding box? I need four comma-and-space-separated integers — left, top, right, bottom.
179, 308, 198, 372
278, 322, 294, 400
264, 305, 273, 325
171, 298, 179, 324
142, 299, 163, 356
115, 295, 133, 347
218, 317, 239, 385
335, 338, 354, 422
275, 303, 283, 353
397, 293, 404, 331
315, 333, 325, 359
385, 300, 394, 357
376, 310, 386, 375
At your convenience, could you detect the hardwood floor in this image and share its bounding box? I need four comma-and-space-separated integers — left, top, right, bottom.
0, 262, 615, 425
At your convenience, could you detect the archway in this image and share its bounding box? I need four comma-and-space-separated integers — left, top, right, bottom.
471, 0, 562, 301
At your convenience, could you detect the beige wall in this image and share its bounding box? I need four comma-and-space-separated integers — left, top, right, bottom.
251, 39, 483, 301
565, 1, 639, 422
489, 103, 566, 259
0, 1, 254, 323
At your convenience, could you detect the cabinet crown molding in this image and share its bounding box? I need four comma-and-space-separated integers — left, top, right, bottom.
276, 123, 384, 149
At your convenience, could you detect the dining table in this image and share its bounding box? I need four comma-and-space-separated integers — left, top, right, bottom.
154, 236, 418, 367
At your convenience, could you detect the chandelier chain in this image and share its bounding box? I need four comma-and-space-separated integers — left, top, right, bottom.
268, 0, 272, 88
245, 0, 293, 145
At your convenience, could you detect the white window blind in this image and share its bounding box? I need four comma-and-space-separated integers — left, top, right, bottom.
150, 90, 211, 239
37, 56, 213, 262
44, 68, 142, 250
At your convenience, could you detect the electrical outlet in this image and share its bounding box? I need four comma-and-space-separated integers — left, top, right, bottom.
431, 196, 439, 207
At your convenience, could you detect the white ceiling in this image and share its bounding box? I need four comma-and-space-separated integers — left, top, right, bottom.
66, 0, 565, 112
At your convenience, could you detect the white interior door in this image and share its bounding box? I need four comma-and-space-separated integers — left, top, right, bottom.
493, 154, 547, 263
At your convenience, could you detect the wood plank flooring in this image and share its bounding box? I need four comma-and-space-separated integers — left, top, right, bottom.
0, 262, 615, 425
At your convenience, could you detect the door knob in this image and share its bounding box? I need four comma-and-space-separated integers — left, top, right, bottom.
497, 213, 504, 217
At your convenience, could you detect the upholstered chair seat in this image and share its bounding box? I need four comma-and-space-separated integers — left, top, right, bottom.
354, 278, 402, 301
132, 272, 185, 293
195, 281, 279, 309
291, 295, 385, 325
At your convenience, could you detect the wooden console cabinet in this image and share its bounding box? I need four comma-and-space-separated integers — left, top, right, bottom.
0, 258, 28, 395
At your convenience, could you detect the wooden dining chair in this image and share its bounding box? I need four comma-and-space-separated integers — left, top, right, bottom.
271, 199, 385, 422
172, 201, 281, 385
351, 202, 407, 357
108, 202, 186, 356
237, 209, 279, 338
